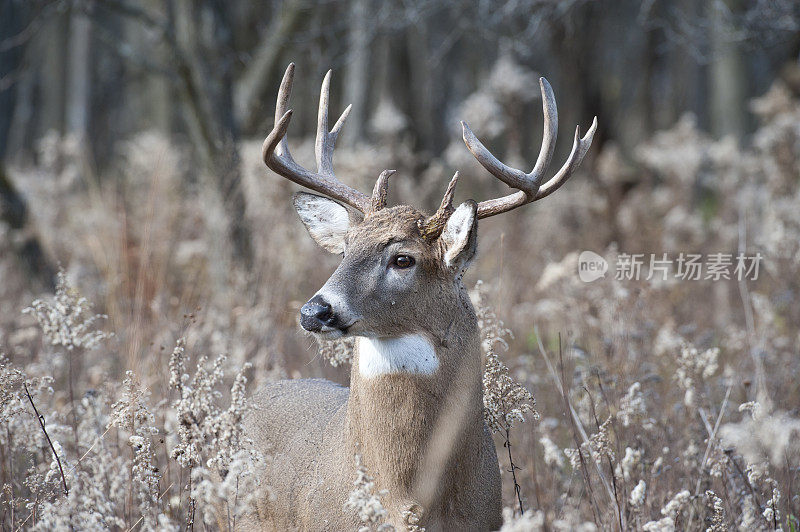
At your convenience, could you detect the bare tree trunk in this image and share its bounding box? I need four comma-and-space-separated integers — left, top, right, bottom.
124, 0, 172, 132
709, 0, 747, 140
65, 10, 92, 141
170, 0, 254, 273
406, 22, 438, 153
37, 15, 69, 142
0, 0, 28, 160
3, 5, 37, 164
550, 11, 595, 158
661, 1, 698, 129
0, 1, 55, 289
234, 0, 303, 132
65, 7, 95, 183
342, 0, 370, 145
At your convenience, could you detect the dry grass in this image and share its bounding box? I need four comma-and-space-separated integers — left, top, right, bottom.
1, 77, 799, 530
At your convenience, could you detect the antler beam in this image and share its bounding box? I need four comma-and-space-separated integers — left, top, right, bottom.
424, 77, 597, 229
464, 77, 597, 219
263, 64, 378, 213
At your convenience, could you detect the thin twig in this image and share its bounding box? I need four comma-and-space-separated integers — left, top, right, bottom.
529, 424, 544, 512
125, 481, 175, 532
555, 335, 601, 525
727, 452, 762, 509
504, 426, 525, 515
187, 466, 195, 531
584, 385, 625, 531
736, 211, 769, 407
686, 385, 731, 529
23, 383, 68, 496
68, 352, 79, 451
5, 425, 14, 527
595, 376, 628, 527
535, 328, 618, 524
67, 426, 112, 476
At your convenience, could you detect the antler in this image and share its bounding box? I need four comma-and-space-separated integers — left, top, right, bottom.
421, 77, 597, 236
263, 64, 392, 214
418, 172, 459, 240
370, 170, 397, 212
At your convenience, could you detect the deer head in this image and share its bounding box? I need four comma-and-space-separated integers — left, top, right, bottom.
262, 63, 596, 348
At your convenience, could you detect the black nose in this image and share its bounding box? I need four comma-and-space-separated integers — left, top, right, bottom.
300, 295, 334, 332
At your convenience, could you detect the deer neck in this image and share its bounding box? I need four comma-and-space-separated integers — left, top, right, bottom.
344, 293, 484, 506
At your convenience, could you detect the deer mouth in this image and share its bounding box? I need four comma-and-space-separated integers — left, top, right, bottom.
317, 325, 345, 339
315, 320, 357, 339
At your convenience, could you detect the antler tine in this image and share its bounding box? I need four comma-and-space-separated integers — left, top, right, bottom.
437, 171, 459, 213
316, 70, 353, 177
418, 172, 459, 240
370, 169, 397, 213
460, 76, 596, 219
534, 116, 597, 200
274, 63, 295, 158
262, 64, 371, 213
531, 77, 558, 179
262, 108, 293, 167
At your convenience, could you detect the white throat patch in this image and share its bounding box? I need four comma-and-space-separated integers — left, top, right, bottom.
357, 335, 439, 378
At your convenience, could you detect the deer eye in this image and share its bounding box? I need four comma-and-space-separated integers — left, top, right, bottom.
391, 255, 415, 269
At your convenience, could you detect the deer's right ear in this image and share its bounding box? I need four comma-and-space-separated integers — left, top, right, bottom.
440, 200, 478, 272
293, 192, 356, 254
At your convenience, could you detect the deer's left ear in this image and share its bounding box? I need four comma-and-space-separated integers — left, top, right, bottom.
440, 200, 478, 272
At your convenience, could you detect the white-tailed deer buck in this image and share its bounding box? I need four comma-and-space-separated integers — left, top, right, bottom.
244, 63, 596, 531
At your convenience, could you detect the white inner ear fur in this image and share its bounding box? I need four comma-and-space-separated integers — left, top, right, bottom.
294, 194, 350, 254
357, 335, 439, 377
442, 201, 477, 268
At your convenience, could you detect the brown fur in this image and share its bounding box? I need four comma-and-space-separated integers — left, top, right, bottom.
242, 205, 502, 531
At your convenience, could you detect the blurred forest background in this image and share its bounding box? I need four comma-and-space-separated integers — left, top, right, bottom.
3, 0, 800, 285
2, 0, 800, 530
